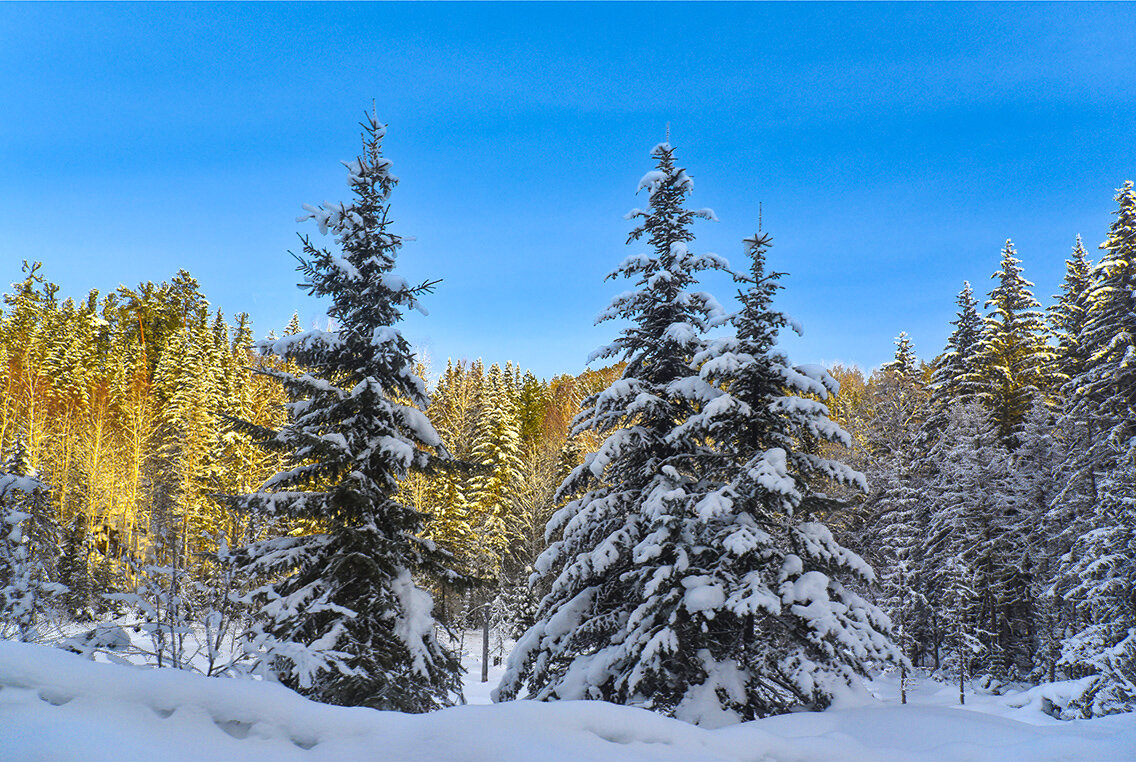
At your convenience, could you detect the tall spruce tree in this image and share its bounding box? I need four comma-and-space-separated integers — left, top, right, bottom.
468, 362, 524, 577
1046, 238, 1101, 634
494, 140, 732, 719
930, 283, 984, 408
231, 113, 466, 711
155, 302, 225, 562
680, 228, 900, 720
974, 241, 1054, 448
862, 336, 932, 676
0, 438, 59, 641
922, 402, 1009, 683
418, 360, 479, 561
1077, 181, 1136, 458
1050, 181, 1136, 714
1050, 237, 1094, 395
1045, 238, 1097, 586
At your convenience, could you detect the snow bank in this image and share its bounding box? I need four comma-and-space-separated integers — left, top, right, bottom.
2, 641, 1135, 761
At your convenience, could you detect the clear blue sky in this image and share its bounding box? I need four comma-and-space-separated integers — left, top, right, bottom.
3, 2, 1134, 380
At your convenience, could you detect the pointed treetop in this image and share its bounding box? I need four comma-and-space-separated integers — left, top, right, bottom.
884, 331, 919, 381
986, 238, 1041, 316
1073, 233, 1088, 259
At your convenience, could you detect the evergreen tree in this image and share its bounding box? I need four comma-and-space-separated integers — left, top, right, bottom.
922, 402, 1009, 680
1, 262, 54, 468
231, 113, 466, 711
974, 240, 1054, 448
418, 359, 480, 560
1049, 236, 1094, 395
517, 370, 550, 445
1048, 238, 1105, 637
0, 437, 60, 641
1045, 238, 1098, 593
925, 282, 985, 439
154, 302, 225, 562
1055, 464, 1136, 717
495, 140, 731, 717
679, 228, 900, 720
1051, 186, 1136, 597
468, 363, 524, 577
1077, 181, 1136, 460
860, 337, 932, 676
1050, 181, 1136, 714
883, 332, 919, 381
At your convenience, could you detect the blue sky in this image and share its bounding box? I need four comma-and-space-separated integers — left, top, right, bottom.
3, 2, 1134, 380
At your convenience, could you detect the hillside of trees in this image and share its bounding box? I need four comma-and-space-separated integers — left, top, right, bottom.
2, 114, 1133, 723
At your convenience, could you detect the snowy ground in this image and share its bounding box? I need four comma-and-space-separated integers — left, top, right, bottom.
2, 635, 1134, 761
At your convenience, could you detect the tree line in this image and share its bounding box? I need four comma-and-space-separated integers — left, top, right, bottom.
0, 259, 618, 631
827, 187, 1136, 717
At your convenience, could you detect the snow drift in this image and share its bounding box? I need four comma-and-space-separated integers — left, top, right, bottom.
2, 641, 1135, 761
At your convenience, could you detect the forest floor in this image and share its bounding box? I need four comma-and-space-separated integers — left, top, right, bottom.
1, 629, 1134, 761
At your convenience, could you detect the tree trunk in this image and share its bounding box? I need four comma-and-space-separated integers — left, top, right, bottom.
481, 605, 490, 683
957, 617, 965, 706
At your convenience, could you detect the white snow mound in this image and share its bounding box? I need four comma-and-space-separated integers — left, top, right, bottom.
2, 641, 1134, 761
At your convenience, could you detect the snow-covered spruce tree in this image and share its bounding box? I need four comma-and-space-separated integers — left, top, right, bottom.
418, 359, 480, 561
1044, 240, 1097, 589
1049, 236, 1094, 395
1049, 181, 1136, 713
1068, 181, 1136, 468
468, 362, 524, 578
680, 228, 902, 720
230, 114, 466, 711
0, 438, 61, 642
497, 147, 899, 724
860, 336, 933, 678
922, 402, 1009, 680
974, 240, 1054, 449
1042, 240, 1101, 671
1055, 464, 1136, 717
921, 282, 985, 445
493, 141, 732, 718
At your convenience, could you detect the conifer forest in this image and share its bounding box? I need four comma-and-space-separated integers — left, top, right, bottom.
3, 111, 1136, 729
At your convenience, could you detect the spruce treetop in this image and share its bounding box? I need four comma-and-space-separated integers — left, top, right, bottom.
976, 239, 1054, 446
590, 142, 727, 384
1049, 236, 1093, 393
937, 281, 984, 394
920, 281, 985, 448
986, 240, 1044, 322
267, 113, 435, 417
884, 332, 919, 383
